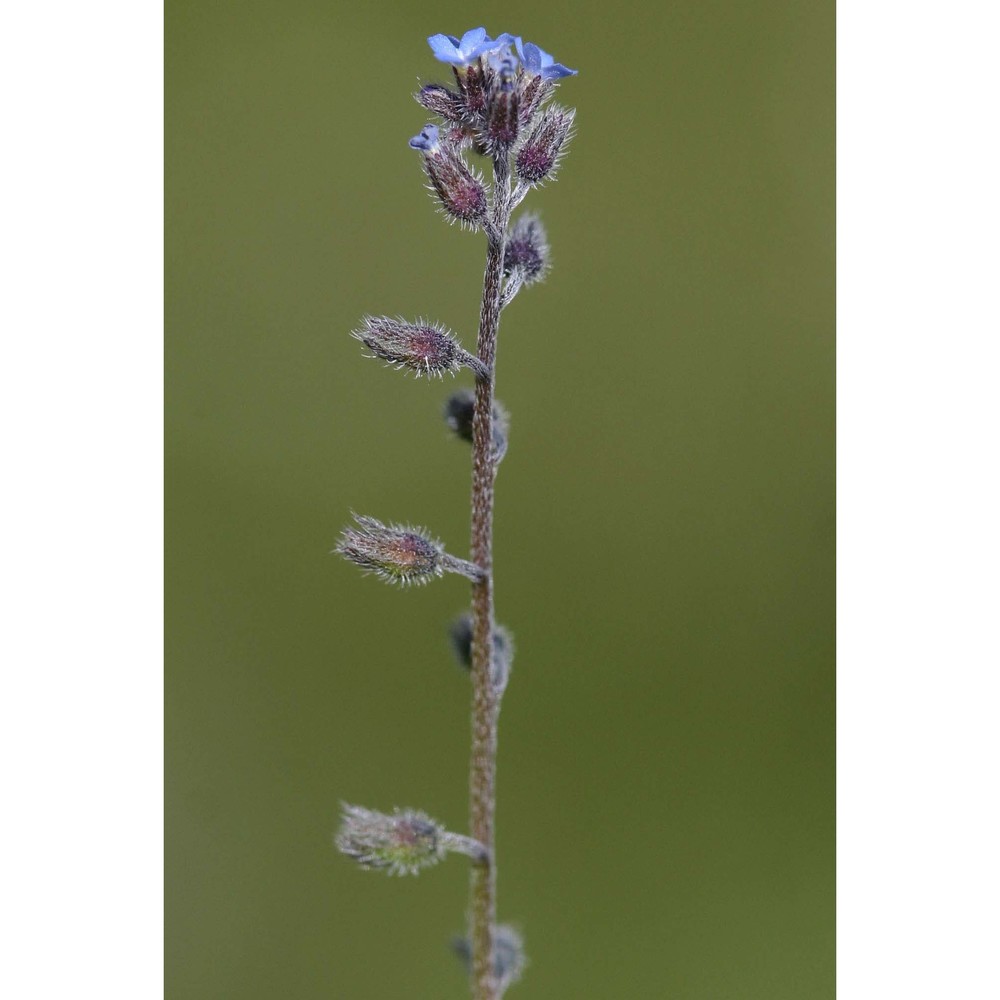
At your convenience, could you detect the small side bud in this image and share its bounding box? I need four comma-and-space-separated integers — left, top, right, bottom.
411, 123, 488, 227
352, 316, 483, 379
336, 513, 483, 586
452, 925, 526, 995
336, 804, 486, 876
515, 105, 575, 185
443, 389, 510, 464
335, 513, 443, 586
449, 614, 515, 695
504, 214, 550, 288
415, 83, 465, 122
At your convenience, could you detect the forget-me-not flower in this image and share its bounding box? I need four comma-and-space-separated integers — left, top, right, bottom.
408, 124, 440, 153
427, 27, 514, 67
515, 37, 578, 80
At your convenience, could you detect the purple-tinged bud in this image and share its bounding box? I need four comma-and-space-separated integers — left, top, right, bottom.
415, 83, 466, 123
443, 389, 509, 463
515, 105, 575, 185
412, 131, 488, 227
336, 514, 443, 586
336, 804, 486, 876
351, 316, 486, 379
449, 614, 514, 694
484, 57, 519, 153
335, 513, 484, 586
453, 59, 489, 120
504, 213, 550, 288
452, 924, 526, 994
517, 72, 551, 129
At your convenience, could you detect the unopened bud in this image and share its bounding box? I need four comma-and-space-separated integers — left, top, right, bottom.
352, 316, 485, 379
485, 58, 519, 152
504, 214, 550, 288
453, 60, 489, 119
411, 122, 488, 226
452, 924, 526, 994
515, 105, 575, 185
415, 84, 465, 123
336, 513, 443, 586
443, 389, 509, 463
517, 73, 549, 128
449, 614, 514, 695
336, 804, 485, 876
336, 513, 484, 586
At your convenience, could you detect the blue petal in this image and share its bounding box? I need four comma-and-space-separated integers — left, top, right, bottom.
428, 34, 460, 61
459, 27, 488, 53
408, 123, 440, 151
543, 62, 578, 79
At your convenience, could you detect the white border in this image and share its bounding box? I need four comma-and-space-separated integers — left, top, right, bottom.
0, 3, 163, 995
839, 1, 999, 996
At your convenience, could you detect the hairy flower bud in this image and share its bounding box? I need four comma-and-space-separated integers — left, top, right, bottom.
351, 316, 486, 379
515, 105, 575, 185
415, 83, 466, 122
452, 924, 526, 994
336, 514, 442, 585
336, 513, 483, 586
411, 122, 488, 226
485, 57, 519, 153
504, 213, 550, 288
443, 389, 509, 463
449, 613, 515, 695
336, 804, 485, 876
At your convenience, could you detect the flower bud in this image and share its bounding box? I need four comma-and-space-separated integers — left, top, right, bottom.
443, 389, 509, 463
411, 122, 488, 226
336, 513, 483, 586
515, 105, 575, 185
504, 213, 550, 288
415, 83, 465, 123
336, 513, 443, 586
452, 924, 526, 994
426, 149, 488, 225
352, 316, 484, 379
484, 57, 519, 153
336, 804, 486, 876
449, 614, 514, 695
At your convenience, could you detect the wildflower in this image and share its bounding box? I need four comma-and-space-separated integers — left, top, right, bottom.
427, 28, 514, 67
408, 123, 441, 152
515, 37, 577, 80
337, 804, 486, 876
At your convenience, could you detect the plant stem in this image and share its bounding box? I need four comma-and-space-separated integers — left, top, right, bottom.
469, 153, 512, 1000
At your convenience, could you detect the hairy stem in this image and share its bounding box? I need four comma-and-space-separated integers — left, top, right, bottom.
469, 153, 512, 1000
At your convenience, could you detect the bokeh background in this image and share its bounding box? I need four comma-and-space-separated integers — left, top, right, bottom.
166, 1, 834, 997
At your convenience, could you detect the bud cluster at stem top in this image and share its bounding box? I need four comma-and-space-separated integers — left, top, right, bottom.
413, 27, 578, 195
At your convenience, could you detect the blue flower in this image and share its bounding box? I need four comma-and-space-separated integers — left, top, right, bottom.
514, 37, 577, 80
427, 27, 514, 66
408, 124, 440, 152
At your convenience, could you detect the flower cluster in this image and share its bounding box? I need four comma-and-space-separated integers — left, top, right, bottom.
414, 27, 578, 215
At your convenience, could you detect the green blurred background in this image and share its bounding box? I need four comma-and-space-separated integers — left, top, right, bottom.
167, 1, 833, 996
